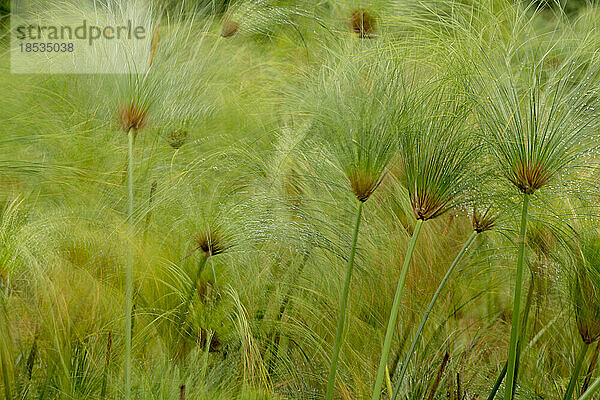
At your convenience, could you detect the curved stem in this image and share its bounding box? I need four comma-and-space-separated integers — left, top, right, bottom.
124, 129, 134, 400
371, 219, 424, 400
504, 193, 530, 400
391, 231, 477, 400
325, 201, 364, 400
564, 341, 589, 400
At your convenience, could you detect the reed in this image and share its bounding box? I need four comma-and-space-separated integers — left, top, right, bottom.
4, 1, 600, 398
177, 227, 231, 331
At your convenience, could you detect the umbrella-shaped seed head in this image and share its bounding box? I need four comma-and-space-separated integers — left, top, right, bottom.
349, 168, 381, 203
400, 91, 478, 221
411, 192, 449, 221
507, 160, 550, 195
169, 129, 188, 149
194, 227, 231, 257
221, 20, 239, 37
308, 56, 408, 204
475, 60, 600, 196
349, 9, 376, 38
472, 206, 496, 233
118, 100, 149, 133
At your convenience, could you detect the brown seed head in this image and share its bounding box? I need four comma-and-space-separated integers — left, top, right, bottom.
349, 169, 381, 202
349, 9, 376, 38
221, 20, 239, 38
194, 228, 230, 257
472, 207, 496, 233
179, 384, 186, 400
118, 100, 149, 133
410, 191, 449, 221
507, 160, 551, 195
168, 129, 188, 149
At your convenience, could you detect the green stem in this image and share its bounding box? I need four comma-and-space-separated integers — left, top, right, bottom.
487, 277, 535, 400
371, 219, 424, 400
580, 372, 600, 400
178, 254, 209, 333
325, 201, 364, 400
564, 342, 590, 400
124, 129, 134, 400
582, 341, 600, 393
489, 363, 508, 400
504, 193, 530, 400
391, 231, 477, 400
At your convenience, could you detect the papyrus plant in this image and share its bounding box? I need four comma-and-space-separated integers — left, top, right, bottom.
372, 89, 479, 400
474, 54, 600, 400
117, 93, 150, 400
561, 232, 600, 400
390, 202, 497, 399
306, 52, 413, 400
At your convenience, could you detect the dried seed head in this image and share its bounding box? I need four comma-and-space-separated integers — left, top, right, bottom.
221, 20, 239, 38
348, 169, 381, 202
575, 270, 600, 344
349, 9, 376, 38
472, 207, 496, 233
26, 336, 37, 379
118, 100, 149, 133
194, 228, 230, 257
179, 384, 185, 400
168, 129, 188, 149
507, 160, 551, 195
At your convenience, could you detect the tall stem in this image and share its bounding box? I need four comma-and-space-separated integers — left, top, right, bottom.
124, 129, 134, 400
371, 219, 424, 400
391, 231, 477, 400
488, 276, 535, 400
489, 363, 507, 400
504, 193, 530, 400
325, 201, 364, 400
582, 341, 600, 393
563, 342, 589, 400
178, 254, 209, 333
580, 372, 600, 400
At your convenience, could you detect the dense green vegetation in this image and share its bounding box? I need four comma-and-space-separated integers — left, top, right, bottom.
3, 0, 600, 399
